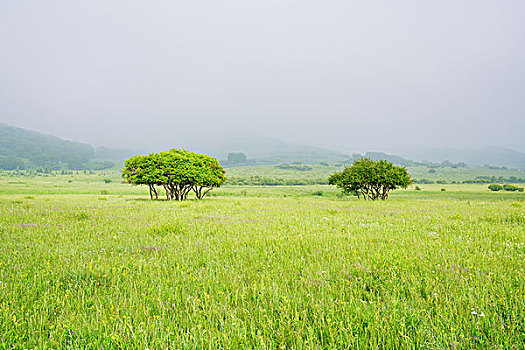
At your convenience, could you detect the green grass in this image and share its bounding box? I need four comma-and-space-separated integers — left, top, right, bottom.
225, 164, 525, 184
0, 172, 524, 348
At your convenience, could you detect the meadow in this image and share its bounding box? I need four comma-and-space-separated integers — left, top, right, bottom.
0, 170, 524, 349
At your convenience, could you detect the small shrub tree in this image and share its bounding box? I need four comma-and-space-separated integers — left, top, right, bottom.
488, 184, 503, 191
122, 149, 225, 200
503, 184, 519, 192
328, 158, 412, 200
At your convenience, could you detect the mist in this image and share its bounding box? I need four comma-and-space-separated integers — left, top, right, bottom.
1, 0, 524, 154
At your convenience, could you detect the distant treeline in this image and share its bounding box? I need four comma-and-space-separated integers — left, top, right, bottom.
414, 176, 525, 185
0, 169, 110, 177
275, 164, 313, 171
348, 152, 470, 169
227, 176, 328, 186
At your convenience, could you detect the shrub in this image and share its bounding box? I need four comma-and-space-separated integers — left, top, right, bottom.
488, 184, 503, 191
328, 158, 412, 200
415, 186, 421, 191
503, 184, 519, 192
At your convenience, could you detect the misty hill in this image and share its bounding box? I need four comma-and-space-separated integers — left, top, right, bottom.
0, 123, 113, 170
196, 137, 349, 166
359, 152, 415, 167
399, 147, 525, 170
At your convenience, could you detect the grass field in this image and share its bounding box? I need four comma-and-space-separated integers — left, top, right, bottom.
225, 164, 525, 185
0, 171, 524, 348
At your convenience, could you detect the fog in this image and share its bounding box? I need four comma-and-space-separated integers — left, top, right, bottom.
1, 1, 524, 154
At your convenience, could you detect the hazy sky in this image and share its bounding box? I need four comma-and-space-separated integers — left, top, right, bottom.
1, 1, 524, 153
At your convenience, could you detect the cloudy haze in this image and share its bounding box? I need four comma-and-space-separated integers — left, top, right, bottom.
1, 1, 524, 153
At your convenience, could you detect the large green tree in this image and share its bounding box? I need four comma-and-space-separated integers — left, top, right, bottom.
329, 158, 412, 200
122, 154, 162, 199
122, 149, 226, 201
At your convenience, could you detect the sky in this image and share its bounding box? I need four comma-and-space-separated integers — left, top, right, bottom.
1, 0, 524, 154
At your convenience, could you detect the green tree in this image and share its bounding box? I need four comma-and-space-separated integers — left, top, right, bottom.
189, 153, 226, 199
122, 149, 225, 201
122, 154, 161, 199
227, 152, 247, 164
329, 158, 412, 200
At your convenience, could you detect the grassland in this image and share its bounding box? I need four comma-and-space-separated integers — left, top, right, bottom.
225, 164, 524, 185
0, 170, 524, 348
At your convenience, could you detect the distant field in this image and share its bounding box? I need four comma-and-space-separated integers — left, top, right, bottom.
0, 171, 524, 348
225, 164, 524, 185
1, 165, 523, 195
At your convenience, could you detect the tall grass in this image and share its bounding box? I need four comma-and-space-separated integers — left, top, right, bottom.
1, 188, 523, 348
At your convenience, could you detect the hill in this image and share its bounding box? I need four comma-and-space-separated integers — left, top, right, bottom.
399, 147, 525, 170
0, 123, 112, 170
192, 137, 350, 167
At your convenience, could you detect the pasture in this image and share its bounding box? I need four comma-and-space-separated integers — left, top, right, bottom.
0, 172, 524, 348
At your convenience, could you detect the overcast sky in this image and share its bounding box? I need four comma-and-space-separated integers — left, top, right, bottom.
1, 0, 524, 153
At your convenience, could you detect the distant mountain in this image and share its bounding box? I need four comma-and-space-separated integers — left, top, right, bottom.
3, 122, 523, 171
362, 152, 415, 167
0, 123, 113, 170
193, 137, 350, 166
398, 147, 525, 170
94, 146, 137, 162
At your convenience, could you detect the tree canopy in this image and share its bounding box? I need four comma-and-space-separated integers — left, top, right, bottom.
122, 149, 226, 200
329, 158, 412, 200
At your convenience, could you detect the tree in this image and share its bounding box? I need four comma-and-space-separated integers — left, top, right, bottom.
227, 152, 247, 164
122, 154, 162, 199
122, 149, 226, 201
189, 153, 227, 199
328, 158, 412, 200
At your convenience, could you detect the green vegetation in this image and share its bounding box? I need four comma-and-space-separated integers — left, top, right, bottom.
0, 164, 524, 348
0, 123, 113, 171
0, 175, 524, 348
488, 184, 503, 192
122, 149, 226, 200
227, 152, 247, 164
275, 164, 313, 172
503, 184, 524, 192
329, 158, 412, 200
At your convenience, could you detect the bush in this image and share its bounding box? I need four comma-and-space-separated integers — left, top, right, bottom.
312, 190, 324, 196
441, 188, 446, 191
328, 158, 412, 200
415, 186, 421, 191
503, 184, 519, 192
488, 184, 503, 191
414, 179, 434, 184
103, 178, 112, 184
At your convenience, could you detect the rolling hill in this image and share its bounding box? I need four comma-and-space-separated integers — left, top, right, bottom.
0, 123, 112, 170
